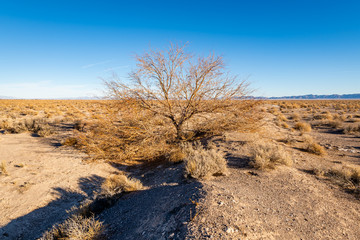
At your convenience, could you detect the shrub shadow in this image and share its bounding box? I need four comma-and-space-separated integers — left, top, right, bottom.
226, 154, 252, 169
0, 174, 105, 240
98, 179, 203, 240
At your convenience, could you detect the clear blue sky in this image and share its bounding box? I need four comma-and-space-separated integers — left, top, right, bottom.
1, 0, 359, 98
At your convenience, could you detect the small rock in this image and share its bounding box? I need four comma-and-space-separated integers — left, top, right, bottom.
226, 227, 235, 233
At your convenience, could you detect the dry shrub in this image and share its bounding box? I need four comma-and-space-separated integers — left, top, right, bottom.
4, 120, 27, 133
62, 137, 79, 147
267, 106, 278, 114
101, 174, 144, 196
26, 119, 53, 137
39, 214, 105, 240
74, 104, 175, 162
105, 43, 256, 141
333, 113, 346, 121
167, 147, 186, 163
343, 124, 360, 134
75, 101, 260, 163
189, 102, 262, 138
249, 140, 292, 170
0, 120, 12, 130
303, 135, 326, 156
323, 120, 342, 129
321, 166, 360, 196
74, 119, 88, 132
1, 118, 53, 136
311, 119, 342, 129
313, 112, 333, 120
327, 166, 360, 184
276, 113, 287, 122
0, 160, 8, 175
294, 122, 312, 133
183, 142, 228, 179
36, 123, 53, 137
289, 113, 301, 121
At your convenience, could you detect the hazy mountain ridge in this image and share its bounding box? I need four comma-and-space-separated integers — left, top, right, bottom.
0, 96, 15, 99
260, 93, 360, 100
1, 94, 360, 100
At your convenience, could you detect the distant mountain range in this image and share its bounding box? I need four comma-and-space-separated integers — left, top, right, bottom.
1, 93, 360, 100
0, 96, 15, 99
257, 93, 360, 100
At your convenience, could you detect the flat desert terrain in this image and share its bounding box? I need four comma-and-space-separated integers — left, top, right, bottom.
1, 99, 360, 239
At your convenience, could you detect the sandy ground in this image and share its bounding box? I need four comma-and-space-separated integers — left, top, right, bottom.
1, 104, 360, 240
93, 113, 360, 239
0, 133, 114, 240
186, 113, 360, 239
187, 167, 360, 239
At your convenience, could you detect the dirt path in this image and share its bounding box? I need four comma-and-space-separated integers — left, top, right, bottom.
0, 133, 114, 240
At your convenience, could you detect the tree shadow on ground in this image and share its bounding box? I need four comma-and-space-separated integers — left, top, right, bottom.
98, 162, 204, 240
100, 182, 204, 240
225, 153, 252, 170
0, 174, 105, 240
1, 162, 205, 240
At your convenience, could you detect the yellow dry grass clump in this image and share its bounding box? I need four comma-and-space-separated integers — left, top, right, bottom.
249, 140, 293, 170
303, 135, 326, 156
327, 166, 360, 185
101, 174, 144, 196
183, 142, 228, 179
314, 165, 360, 196
277, 113, 288, 122
167, 147, 186, 163
294, 122, 312, 133
0, 160, 8, 175
289, 113, 301, 121
40, 215, 105, 240
0, 118, 52, 136
343, 124, 360, 134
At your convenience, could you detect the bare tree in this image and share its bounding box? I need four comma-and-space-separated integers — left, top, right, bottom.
105, 43, 251, 140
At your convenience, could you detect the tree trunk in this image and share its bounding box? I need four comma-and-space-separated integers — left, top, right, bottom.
175, 124, 185, 141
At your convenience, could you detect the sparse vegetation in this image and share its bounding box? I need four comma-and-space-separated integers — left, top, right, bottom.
294, 122, 312, 133
312, 165, 360, 197
290, 113, 301, 121
183, 142, 228, 179
101, 174, 144, 196
343, 124, 360, 134
2, 96, 360, 239
327, 166, 360, 185
277, 113, 288, 122
39, 214, 105, 240
62, 137, 79, 147
0, 160, 8, 175
167, 147, 186, 163
249, 140, 292, 170
303, 135, 326, 156
0, 118, 53, 136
